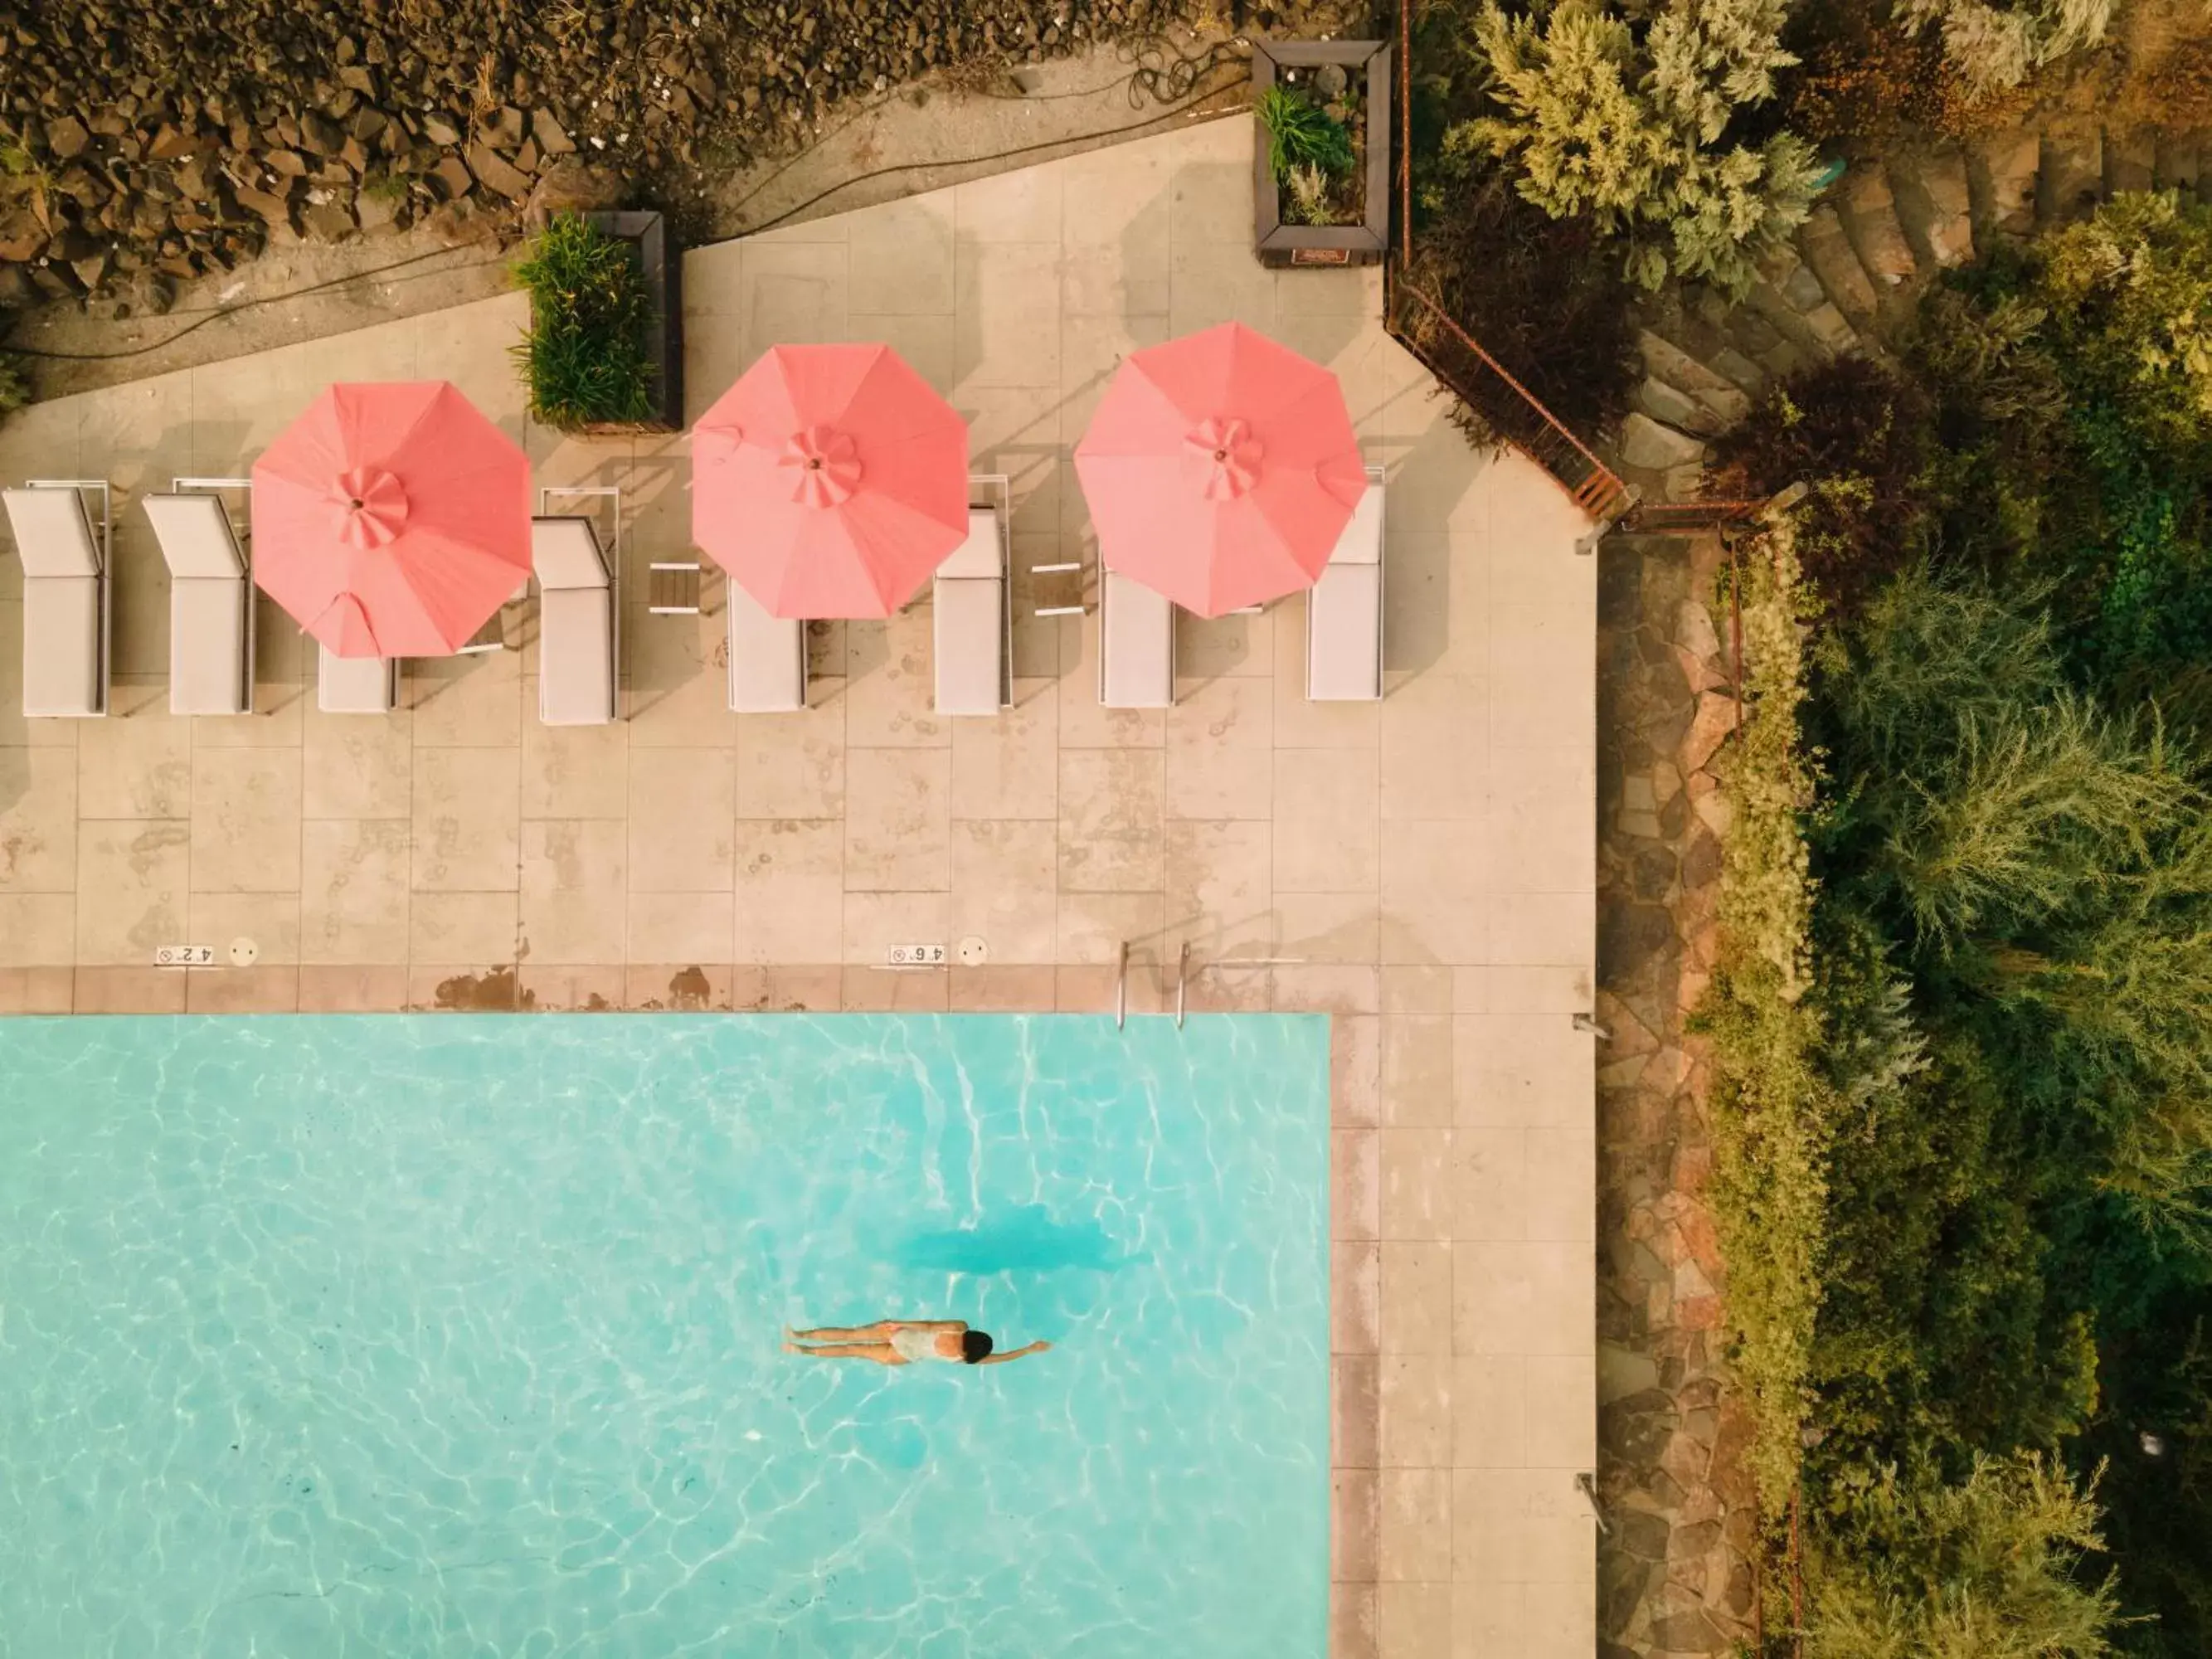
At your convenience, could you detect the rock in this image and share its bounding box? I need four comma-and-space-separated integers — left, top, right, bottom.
523, 158, 625, 226
1679, 691, 1739, 775
1674, 600, 1719, 660
428, 154, 473, 201
1636, 375, 1723, 439
513, 138, 541, 175
147, 124, 197, 161
299, 111, 344, 156
356, 187, 403, 234
232, 182, 294, 231
339, 138, 369, 176
71, 251, 112, 293
531, 108, 576, 155
264, 148, 308, 178
421, 112, 463, 146
46, 115, 90, 159
465, 142, 532, 201
0, 210, 48, 263
302, 199, 357, 242
483, 105, 526, 149
338, 65, 378, 95
348, 107, 388, 144
1621, 413, 1706, 472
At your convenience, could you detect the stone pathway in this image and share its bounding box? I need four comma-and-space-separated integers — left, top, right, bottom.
1612, 122, 2211, 504
1592, 529, 1759, 1659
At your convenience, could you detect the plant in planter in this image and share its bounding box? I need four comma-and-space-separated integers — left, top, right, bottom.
1252, 39, 1392, 265
512, 212, 659, 432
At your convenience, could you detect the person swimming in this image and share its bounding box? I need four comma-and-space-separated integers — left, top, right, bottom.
784, 1319, 1049, 1367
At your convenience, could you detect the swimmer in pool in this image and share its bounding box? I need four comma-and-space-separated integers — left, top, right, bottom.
784, 1320, 1050, 1367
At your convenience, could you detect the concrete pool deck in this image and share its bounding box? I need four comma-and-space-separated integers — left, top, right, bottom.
0, 116, 1599, 1657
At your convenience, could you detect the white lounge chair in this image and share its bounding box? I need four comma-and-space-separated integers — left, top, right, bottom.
532, 496, 619, 727
727, 580, 807, 713
144, 479, 253, 716
317, 645, 398, 714
934, 476, 1012, 716
4, 479, 110, 718
1098, 570, 1174, 709
1305, 464, 1386, 703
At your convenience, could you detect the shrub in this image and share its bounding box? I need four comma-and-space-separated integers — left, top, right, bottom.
1407, 159, 1643, 438
1704, 511, 1834, 1517
1447, 0, 1822, 295
510, 213, 658, 431
1708, 356, 1935, 615
1896, 0, 2117, 95
1805, 1454, 2122, 1658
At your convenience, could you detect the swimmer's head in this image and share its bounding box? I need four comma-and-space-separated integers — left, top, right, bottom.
961, 1331, 995, 1365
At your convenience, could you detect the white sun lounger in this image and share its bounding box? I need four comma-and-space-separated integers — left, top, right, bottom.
144, 482, 254, 716
317, 645, 398, 714
1306, 465, 1387, 702
4, 479, 110, 718
727, 580, 807, 713
532, 511, 619, 727
1098, 569, 1174, 709
935, 477, 1012, 716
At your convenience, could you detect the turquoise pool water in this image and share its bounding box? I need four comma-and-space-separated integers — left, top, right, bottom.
0, 1014, 1330, 1658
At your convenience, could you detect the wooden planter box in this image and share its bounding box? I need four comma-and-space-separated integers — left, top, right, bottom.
1253, 37, 1392, 269
575, 208, 683, 435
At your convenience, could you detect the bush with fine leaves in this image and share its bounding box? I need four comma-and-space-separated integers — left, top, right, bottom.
1446, 0, 1823, 294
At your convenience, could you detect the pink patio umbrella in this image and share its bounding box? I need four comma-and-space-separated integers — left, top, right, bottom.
691, 343, 969, 618
250, 381, 531, 658
1073, 321, 1369, 617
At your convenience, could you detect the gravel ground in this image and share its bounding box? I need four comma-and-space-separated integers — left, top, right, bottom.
0, 0, 1321, 320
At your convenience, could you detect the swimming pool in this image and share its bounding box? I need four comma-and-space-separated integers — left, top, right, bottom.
0, 1014, 1330, 1657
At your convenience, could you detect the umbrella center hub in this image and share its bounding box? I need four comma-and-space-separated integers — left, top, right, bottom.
1184, 416, 1263, 500
780, 425, 863, 507
328, 467, 409, 549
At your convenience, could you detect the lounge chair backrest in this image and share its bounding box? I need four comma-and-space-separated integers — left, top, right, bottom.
7, 483, 109, 718
1099, 570, 1174, 709
727, 579, 807, 713
143, 494, 246, 580
935, 504, 1010, 717
5, 486, 101, 577
1305, 469, 1386, 703
532, 517, 611, 591
146, 494, 253, 717
940, 507, 1003, 580
532, 517, 616, 727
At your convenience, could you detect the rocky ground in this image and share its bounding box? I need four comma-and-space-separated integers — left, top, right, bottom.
0, 0, 1290, 322
1594, 528, 1762, 1659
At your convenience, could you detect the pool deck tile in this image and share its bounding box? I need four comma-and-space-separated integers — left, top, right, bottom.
0, 115, 1598, 1658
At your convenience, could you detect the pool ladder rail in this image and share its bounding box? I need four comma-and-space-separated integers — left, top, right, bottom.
1113, 941, 1193, 1030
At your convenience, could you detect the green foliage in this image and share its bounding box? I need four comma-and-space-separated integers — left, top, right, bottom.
510, 213, 658, 432
1257, 85, 1354, 182
1446, 0, 1819, 294
1711, 202, 2212, 1643
1704, 513, 1834, 1515
1721, 195, 2212, 719
1896, 0, 2116, 95
1805, 1454, 2123, 1658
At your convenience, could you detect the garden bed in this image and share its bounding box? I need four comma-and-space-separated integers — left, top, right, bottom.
513, 209, 681, 435
1251, 37, 1390, 267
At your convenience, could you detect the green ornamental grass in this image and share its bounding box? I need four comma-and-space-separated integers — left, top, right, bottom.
511, 213, 657, 431
1257, 85, 1354, 184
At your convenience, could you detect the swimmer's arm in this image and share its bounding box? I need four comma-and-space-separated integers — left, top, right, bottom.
976, 1340, 1052, 1365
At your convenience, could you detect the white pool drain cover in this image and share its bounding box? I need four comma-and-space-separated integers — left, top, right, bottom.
229, 938, 260, 967
957, 937, 989, 966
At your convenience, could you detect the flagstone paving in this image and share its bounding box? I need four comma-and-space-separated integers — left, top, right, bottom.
0, 115, 1599, 1658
